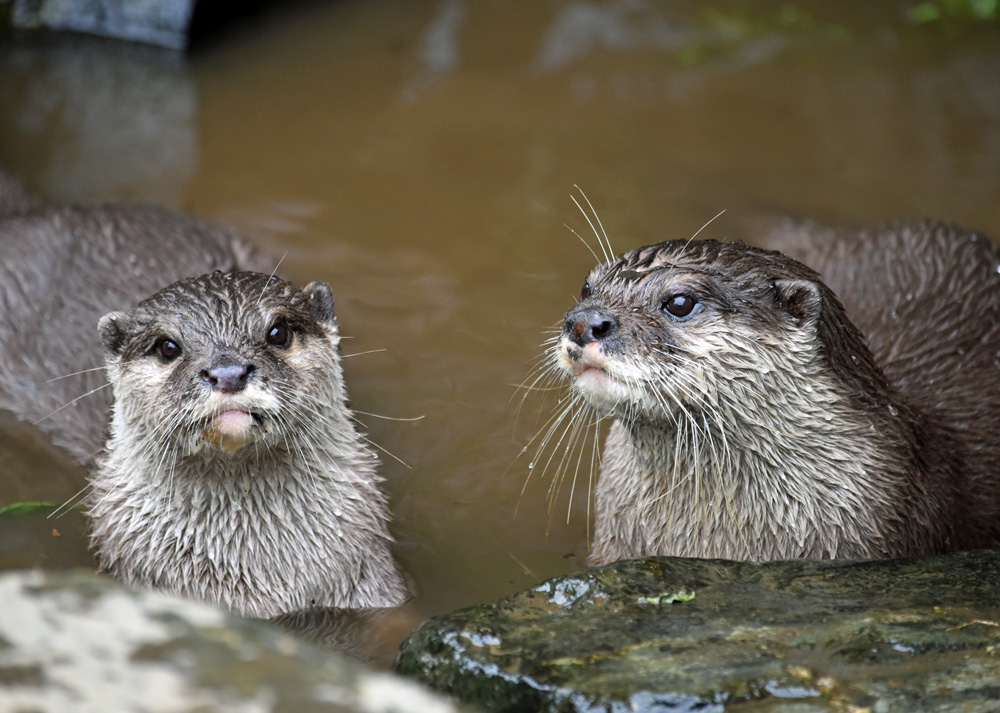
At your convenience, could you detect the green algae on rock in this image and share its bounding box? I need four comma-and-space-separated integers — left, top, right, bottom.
395, 551, 1000, 712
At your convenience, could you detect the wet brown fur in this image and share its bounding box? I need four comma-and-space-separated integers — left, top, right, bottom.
554, 222, 1000, 563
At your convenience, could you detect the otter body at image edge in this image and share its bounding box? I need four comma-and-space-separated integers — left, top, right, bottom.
552, 222, 1000, 563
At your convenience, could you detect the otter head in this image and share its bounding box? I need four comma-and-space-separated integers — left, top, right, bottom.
557, 239, 886, 424
98, 271, 341, 457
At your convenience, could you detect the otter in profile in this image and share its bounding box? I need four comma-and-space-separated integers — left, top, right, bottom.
0, 175, 407, 616
551, 221, 1000, 563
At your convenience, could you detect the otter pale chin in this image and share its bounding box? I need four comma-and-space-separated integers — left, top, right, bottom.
553, 222, 1000, 565
91, 271, 408, 618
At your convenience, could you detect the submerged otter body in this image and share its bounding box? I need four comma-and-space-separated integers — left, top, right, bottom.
0, 183, 407, 616
555, 221, 1000, 563
0, 202, 267, 461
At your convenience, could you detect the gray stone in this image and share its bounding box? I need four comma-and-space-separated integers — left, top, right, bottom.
396, 551, 1000, 712
0, 569, 469, 713
10, 0, 195, 49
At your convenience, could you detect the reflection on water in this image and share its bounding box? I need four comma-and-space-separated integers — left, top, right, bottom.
0, 35, 196, 204
1, 0, 998, 663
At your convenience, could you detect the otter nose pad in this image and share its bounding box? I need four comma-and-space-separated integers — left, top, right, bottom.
565, 307, 617, 347
203, 360, 254, 393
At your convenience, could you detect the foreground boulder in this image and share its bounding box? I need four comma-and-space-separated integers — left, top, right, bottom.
396, 551, 1000, 712
0, 569, 467, 713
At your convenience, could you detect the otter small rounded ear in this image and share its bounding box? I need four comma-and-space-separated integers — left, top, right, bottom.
98, 312, 134, 357
303, 281, 336, 323
773, 279, 823, 326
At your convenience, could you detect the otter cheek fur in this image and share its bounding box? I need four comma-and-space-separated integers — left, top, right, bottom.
90, 272, 408, 618
556, 234, 1000, 565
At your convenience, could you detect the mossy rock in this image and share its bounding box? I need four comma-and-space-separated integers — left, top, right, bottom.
396, 551, 1000, 712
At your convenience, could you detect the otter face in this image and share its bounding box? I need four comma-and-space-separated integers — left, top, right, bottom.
556, 240, 825, 423
99, 272, 341, 456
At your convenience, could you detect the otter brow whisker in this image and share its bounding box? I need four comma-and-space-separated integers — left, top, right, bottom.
572, 185, 614, 260
256, 252, 288, 306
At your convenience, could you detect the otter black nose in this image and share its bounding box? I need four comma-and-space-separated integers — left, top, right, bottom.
565, 307, 617, 347
203, 362, 253, 393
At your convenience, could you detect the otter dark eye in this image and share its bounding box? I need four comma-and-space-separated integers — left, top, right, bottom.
267, 320, 291, 348
581, 281, 592, 299
155, 338, 181, 361
662, 294, 697, 319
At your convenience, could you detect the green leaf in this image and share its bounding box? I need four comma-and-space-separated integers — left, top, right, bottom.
0, 501, 60, 517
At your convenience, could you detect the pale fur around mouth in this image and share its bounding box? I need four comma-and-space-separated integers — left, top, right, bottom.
201, 409, 264, 452
187, 388, 279, 453
558, 337, 634, 411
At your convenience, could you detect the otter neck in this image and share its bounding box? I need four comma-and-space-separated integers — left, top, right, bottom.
88, 406, 399, 616
593, 357, 927, 561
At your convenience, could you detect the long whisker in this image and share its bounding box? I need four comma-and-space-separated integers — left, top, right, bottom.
686, 209, 726, 244
573, 184, 614, 259
257, 252, 288, 306
341, 348, 388, 359
571, 194, 610, 263
351, 410, 425, 422
32, 382, 112, 426
48, 482, 96, 519
564, 223, 601, 263
44, 365, 110, 383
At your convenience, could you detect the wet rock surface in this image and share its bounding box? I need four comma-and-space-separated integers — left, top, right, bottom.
396, 551, 1000, 712
0, 569, 468, 713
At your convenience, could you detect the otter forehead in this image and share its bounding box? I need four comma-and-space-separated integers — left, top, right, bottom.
588, 240, 819, 297
134, 273, 320, 338
138, 272, 302, 320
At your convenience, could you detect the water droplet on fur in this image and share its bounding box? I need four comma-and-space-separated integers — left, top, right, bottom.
957, 347, 966, 356
888, 404, 899, 416
334, 509, 343, 518
850, 354, 858, 363
528, 462, 535, 469
890, 310, 899, 320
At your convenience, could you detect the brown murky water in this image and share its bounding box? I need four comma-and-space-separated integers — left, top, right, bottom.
1, 0, 999, 662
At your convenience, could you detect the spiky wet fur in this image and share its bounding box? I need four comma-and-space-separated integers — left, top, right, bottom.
545, 231, 1000, 564
91, 272, 407, 617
